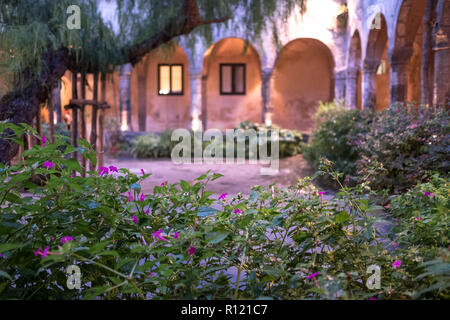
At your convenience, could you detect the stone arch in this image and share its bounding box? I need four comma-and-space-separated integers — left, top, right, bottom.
272, 38, 335, 133
346, 30, 363, 109
202, 38, 262, 130
364, 13, 390, 111
433, 0, 450, 105
131, 44, 191, 132
391, 0, 427, 104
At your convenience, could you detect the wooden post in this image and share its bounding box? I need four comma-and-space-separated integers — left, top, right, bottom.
71, 72, 79, 162
80, 72, 87, 176
99, 72, 107, 168
90, 73, 99, 171
48, 91, 55, 144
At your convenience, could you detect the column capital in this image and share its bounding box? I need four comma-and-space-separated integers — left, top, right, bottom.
261, 67, 274, 78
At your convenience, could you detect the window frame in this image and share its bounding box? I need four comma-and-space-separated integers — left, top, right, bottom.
219, 63, 246, 95
157, 64, 184, 96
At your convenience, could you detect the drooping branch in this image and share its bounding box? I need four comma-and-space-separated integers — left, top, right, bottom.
0, 0, 230, 164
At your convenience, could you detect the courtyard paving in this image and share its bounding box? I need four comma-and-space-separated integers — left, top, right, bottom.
104, 155, 322, 196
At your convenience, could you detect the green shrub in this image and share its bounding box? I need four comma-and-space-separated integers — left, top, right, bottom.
130, 122, 303, 160
355, 105, 449, 192
303, 101, 373, 179
0, 124, 448, 300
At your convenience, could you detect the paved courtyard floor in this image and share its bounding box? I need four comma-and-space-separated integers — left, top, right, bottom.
105, 155, 321, 196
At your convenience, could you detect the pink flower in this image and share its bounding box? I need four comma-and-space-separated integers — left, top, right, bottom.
132, 215, 138, 224
128, 191, 134, 202
109, 166, 118, 173
369, 297, 377, 300
161, 181, 167, 186
141, 169, 145, 176
424, 192, 431, 197
392, 260, 402, 269
0, 253, 4, 259
43, 161, 54, 170
416, 217, 421, 221
70, 174, 74, 178
145, 209, 151, 215
174, 232, 180, 239
307, 272, 319, 280
234, 209, 242, 214
61, 236, 74, 245
188, 245, 196, 256
393, 243, 397, 247
218, 193, 228, 200
98, 166, 109, 176
152, 229, 168, 242
318, 191, 326, 196
140, 194, 146, 202
148, 272, 155, 278
42, 136, 47, 148
34, 246, 50, 259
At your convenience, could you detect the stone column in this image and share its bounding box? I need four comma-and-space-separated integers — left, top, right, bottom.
362, 60, 379, 110
52, 79, 62, 123
334, 69, 346, 102
432, 0, 450, 106
346, 67, 360, 109
190, 72, 203, 131
261, 68, 274, 126
119, 64, 132, 132
390, 48, 412, 104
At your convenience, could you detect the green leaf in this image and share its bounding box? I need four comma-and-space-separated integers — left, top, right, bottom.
0, 243, 22, 253
0, 271, 13, 281
205, 232, 229, 244
63, 158, 83, 172
334, 211, 350, 224
212, 173, 224, 181
198, 206, 218, 217
180, 180, 190, 192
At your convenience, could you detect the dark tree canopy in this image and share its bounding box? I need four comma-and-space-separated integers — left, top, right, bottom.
0, 0, 305, 163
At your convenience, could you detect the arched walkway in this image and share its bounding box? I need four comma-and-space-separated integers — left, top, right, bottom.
202, 38, 262, 130
272, 38, 335, 133
364, 13, 390, 111
347, 31, 363, 110
392, 0, 427, 104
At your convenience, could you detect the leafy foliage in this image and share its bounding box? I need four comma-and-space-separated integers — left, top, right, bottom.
0, 123, 448, 300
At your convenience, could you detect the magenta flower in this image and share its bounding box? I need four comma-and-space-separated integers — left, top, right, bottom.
61, 236, 74, 245
70, 174, 74, 179
218, 193, 228, 200
43, 161, 54, 170
161, 181, 167, 187
318, 191, 326, 196
188, 245, 196, 256
424, 192, 431, 197
392, 260, 402, 269
307, 272, 319, 280
132, 215, 138, 224
148, 272, 155, 278
140, 194, 146, 202
34, 246, 50, 259
145, 209, 151, 215
128, 191, 134, 202
141, 169, 145, 176
98, 166, 109, 176
109, 166, 118, 173
234, 209, 242, 214
0, 253, 4, 259
174, 232, 180, 239
416, 217, 421, 221
393, 243, 397, 247
152, 229, 168, 242
42, 136, 47, 148
369, 297, 377, 300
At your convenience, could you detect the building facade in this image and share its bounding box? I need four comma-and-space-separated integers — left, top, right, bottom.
38, 0, 450, 135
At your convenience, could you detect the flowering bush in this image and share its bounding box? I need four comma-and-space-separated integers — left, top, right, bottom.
0, 123, 448, 300
354, 105, 449, 192
303, 101, 373, 184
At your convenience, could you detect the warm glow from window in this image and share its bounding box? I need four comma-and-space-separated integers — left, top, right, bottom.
159, 64, 183, 95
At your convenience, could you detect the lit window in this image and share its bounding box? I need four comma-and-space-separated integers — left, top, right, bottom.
158, 64, 184, 95
220, 64, 246, 95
